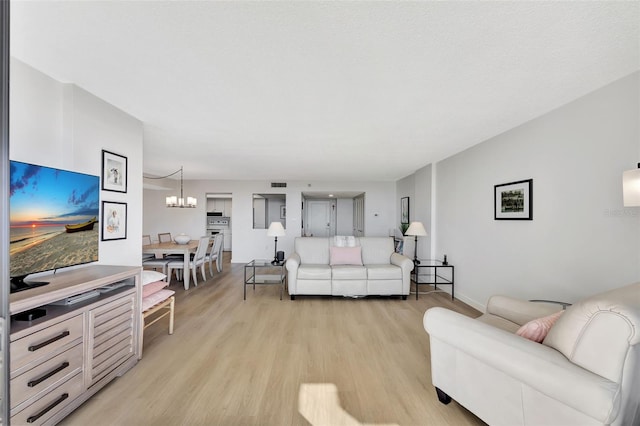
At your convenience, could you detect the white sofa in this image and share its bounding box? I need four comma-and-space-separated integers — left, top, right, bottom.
285, 237, 413, 300
423, 282, 640, 426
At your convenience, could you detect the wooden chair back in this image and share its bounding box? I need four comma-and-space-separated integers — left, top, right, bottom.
158, 233, 172, 243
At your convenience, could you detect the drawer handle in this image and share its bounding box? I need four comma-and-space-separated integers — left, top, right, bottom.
28, 362, 70, 388
26, 393, 69, 423
28, 331, 70, 352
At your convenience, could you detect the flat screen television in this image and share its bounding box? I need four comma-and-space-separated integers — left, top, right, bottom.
9, 160, 100, 293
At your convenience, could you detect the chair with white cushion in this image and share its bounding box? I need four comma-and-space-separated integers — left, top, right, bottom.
423, 282, 640, 426
142, 235, 155, 260
205, 233, 224, 277
142, 234, 169, 276
167, 236, 210, 288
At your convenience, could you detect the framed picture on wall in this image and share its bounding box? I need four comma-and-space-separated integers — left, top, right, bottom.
401, 197, 410, 224
102, 201, 127, 241
494, 179, 533, 220
101, 150, 128, 193
280, 205, 286, 219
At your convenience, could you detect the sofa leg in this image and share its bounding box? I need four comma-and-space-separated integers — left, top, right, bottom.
402, 295, 407, 300
290, 295, 296, 300
435, 387, 451, 405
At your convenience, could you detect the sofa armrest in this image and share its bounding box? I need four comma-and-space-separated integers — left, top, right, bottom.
423, 307, 620, 423
285, 253, 300, 271
485, 295, 565, 326
390, 253, 413, 295
285, 253, 301, 295
390, 252, 413, 270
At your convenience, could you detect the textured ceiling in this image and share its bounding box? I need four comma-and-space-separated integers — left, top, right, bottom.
10, 1, 640, 182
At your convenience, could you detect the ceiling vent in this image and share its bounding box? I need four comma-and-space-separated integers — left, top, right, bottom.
271, 182, 287, 188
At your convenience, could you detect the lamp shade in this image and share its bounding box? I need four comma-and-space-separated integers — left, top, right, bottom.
266, 222, 286, 237
623, 168, 640, 207
405, 221, 427, 236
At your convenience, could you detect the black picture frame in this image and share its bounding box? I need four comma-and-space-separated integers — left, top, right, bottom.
401, 197, 410, 224
101, 150, 128, 193
101, 201, 127, 241
494, 179, 533, 220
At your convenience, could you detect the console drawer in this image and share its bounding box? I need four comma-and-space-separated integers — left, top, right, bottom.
11, 372, 83, 426
11, 343, 83, 410
11, 314, 84, 373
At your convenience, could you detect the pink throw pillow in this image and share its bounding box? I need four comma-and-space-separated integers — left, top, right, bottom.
330, 246, 363, 266
142, 280, 169, 298
516, 310, 564, 343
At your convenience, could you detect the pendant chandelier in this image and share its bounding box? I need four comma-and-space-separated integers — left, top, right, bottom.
144, 166, 197, 208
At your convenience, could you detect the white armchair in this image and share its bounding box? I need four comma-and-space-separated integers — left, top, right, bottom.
423, 282, 640, 426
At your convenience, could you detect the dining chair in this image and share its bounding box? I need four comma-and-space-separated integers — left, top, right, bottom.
158, 233, 172, 243
142, 235, 155, 261
167, 236, 210, 287
143, 258, 170, 276
157, 232, 184, 261
205, 233, 224, 277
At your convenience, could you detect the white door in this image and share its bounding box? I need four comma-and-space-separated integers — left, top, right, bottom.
353, 195, 365, 237
306, 200, 332, 237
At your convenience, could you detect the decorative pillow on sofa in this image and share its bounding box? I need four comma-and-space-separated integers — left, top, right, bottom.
142, 270, 166, 286
330, 246, 363, 266
516, 310, 564, 343
142, 280, 170, 298
333, 236, 358, 247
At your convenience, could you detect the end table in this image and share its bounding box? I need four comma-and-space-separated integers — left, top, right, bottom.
411, 259, 454, 300
244, 259, 286, 300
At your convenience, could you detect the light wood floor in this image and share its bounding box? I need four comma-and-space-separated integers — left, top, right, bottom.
60, 254, 486, 426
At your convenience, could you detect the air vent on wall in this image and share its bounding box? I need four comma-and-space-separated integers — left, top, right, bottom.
271, 182, 287, 188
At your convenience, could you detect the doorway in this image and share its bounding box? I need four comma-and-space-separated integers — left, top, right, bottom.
302, 192, 364, 237
305, 200, 334, 237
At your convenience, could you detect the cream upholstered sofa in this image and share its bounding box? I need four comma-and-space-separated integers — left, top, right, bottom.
285, 237, 413, 300
423, 282, 640, 425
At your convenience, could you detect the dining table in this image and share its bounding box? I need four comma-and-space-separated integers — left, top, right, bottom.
142, 239, 199, 290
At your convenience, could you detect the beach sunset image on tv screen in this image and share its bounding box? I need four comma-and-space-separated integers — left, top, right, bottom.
10, 160, 100, 280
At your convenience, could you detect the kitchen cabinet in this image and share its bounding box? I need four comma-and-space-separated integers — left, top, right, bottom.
207, 198, 232, 216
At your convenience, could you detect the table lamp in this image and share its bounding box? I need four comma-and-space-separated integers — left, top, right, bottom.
267, 222, 286, 264
405, 221, 427, 265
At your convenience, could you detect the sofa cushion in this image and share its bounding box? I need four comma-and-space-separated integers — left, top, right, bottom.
142, 270, 166, 285
333, 236, 358, 247
332, 265, 367, 280
295, 238, 330, 264
360, 237, 394, 265
142, 289, 175, 311
330, 246, 363, 266
298, 264, 332, 280
366, 264, 401, 280
142, 280, 169, 298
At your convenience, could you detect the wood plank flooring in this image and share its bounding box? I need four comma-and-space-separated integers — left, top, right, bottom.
60, 254, 486, 426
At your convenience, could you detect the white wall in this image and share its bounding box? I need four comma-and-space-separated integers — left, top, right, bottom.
396, 165, 432, 259
435, 72, 640, 310
144, 179, 396, 263
10, 58, 144, 270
